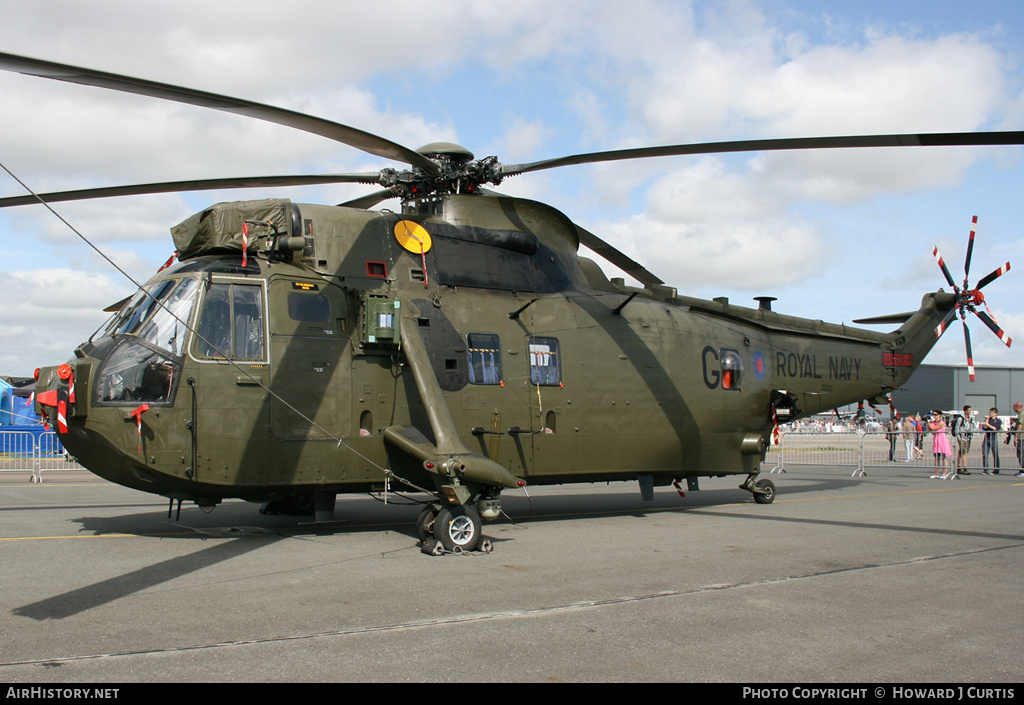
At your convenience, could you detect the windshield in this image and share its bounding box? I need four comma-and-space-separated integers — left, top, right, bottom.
95, 341, 179, 405
108, 277, 199, 355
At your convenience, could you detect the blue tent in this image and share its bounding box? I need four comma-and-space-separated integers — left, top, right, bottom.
0, 377, 13, 426
1, 377, 57, 454
2, 378, 40, 426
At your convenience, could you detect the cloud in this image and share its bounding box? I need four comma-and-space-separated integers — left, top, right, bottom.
498, 118, 555, 162
0, 269, 124, 374
596, 210, 826, 292
570, 18, 1018, 298
1, 0, 1022, 378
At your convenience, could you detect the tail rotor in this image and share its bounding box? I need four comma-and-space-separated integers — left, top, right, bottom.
932, 216, 1013, 381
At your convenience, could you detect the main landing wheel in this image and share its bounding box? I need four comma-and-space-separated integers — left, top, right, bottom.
434, 505, 483, 552
753, 478, 776, 504
416, 505, 439, 543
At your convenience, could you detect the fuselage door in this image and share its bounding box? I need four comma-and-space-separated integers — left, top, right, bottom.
267, 278, 352, 439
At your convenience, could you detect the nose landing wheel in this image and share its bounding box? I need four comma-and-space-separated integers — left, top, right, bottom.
752, 478, 776, 504
741, 474, 776, 504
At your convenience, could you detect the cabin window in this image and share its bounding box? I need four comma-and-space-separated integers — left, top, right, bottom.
528, 336, 561, 386
288, 292, 331, 322
467, 333, 502, 385
194, 283, 265, 360
720, 349, 743, 390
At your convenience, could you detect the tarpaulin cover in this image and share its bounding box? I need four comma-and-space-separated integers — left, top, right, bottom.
171, 198, 293, 259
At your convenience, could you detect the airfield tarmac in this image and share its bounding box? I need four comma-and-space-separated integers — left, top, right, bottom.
1, 464, 1022, 684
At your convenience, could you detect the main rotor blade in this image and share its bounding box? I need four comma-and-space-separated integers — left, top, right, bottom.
964, 215, 977, 286
574, 224, 664, 286
479, 187, 665, 286
103, 295, 132, 313
932, 245, 957, 289
501, 131, 1024, 177
0, 52, 438, 173
337, 187, 400, 210
0, 173, 383, 208
975, 261, 1011, 290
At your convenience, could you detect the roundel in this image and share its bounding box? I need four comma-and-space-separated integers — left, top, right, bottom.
394, 220, 432, 254
753, 351, 766, 381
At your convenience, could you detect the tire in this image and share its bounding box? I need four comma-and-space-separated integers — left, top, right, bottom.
259, 494, 315, 516
416, 505, 439, 543
753, 478, 775, 504
433, 505, 482, 552
282, 493, 315, 515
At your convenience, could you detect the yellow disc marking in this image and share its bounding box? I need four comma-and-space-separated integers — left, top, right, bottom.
394, 220, 432, 254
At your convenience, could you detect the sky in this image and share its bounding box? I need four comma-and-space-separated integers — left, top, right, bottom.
0, 0, 1022, 378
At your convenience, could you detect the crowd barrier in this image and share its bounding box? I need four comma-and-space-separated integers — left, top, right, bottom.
0, 429, 84, 482
2, 428, 1021, 483
765, 429, 1024, 477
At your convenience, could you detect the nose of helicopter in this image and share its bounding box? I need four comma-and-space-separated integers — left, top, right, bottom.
33, 364, 74, 433
33, 360, 122, 486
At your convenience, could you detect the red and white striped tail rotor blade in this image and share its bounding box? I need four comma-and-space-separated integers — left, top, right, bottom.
975, 308, 1013, 348
975, 261, 1011, 290
962, 318, 976, 382
963, 216, 977, 284
934, 308, 957, 339
933, 245, 957, 289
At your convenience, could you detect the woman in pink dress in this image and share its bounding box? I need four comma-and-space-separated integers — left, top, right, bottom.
928, 411, 953, 479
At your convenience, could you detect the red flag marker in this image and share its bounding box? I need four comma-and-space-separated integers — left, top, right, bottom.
131, 404, 150, 453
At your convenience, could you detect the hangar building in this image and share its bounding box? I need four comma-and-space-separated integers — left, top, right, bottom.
890, 364, 1024, 418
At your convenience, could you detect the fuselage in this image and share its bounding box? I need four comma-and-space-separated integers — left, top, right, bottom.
35, 193, 953, 508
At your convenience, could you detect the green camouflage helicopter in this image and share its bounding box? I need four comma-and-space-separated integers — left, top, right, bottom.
0, 52, 1016, 553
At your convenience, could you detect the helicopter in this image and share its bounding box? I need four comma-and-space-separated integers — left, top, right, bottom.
0, 52, 1016, 554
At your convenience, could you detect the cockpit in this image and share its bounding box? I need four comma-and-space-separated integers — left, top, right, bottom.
91, 258, 267, 406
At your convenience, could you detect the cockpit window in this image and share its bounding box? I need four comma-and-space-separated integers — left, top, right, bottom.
95, 341, 179, 405
193, 283, 265, 360
109, 278, 199, 355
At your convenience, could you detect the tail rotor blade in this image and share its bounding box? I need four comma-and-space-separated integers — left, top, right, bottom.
963, 215, 977, 285
934, 308, 957, 339
975, 262, 1011, 290
962, 318, 975, 382
932, 246, 957, 289
974, 309, 1013, 348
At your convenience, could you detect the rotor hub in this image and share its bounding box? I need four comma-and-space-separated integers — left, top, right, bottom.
416, 142, 475, 162
380, 144, 505, 201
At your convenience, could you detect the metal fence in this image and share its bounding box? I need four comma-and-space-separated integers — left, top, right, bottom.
765, 430, 1024, 477
0, 429, 84, 482
2, 427, 1021, 483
